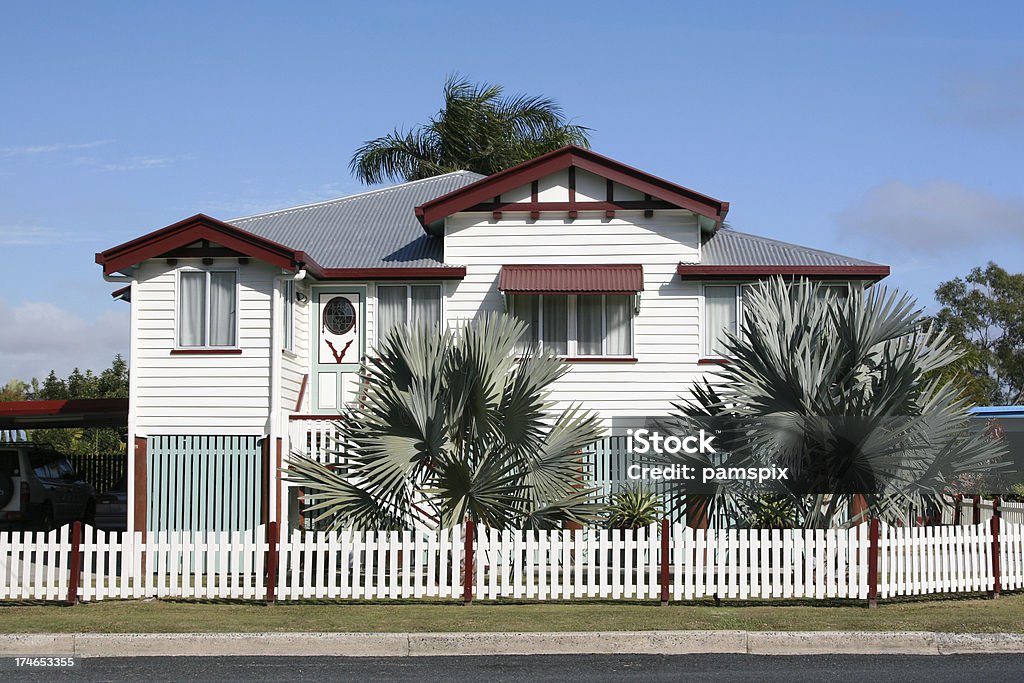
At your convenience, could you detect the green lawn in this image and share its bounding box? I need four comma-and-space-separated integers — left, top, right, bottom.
1, 594, 1022, 633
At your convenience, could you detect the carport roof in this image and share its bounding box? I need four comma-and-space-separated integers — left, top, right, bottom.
0, 399, 128, 430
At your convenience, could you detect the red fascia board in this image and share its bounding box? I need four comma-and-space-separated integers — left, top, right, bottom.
676, 264, 890, 279
315, 267, 468, 281
0, 398, 129, 418
96, 213, 306, 275
415, 146, 728, 228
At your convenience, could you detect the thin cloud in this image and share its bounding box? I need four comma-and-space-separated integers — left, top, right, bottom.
0, 139, 115, 158
209, 180, 365, 219
934, 63, 1024, 130
96, 154, 195, 172
0, 299, 128, 383
0, 221, 91, 247
834, 180, 1024, 256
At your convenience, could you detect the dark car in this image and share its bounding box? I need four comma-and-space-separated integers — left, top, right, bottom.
0, 443, 96, 530
94, 476, 127, 531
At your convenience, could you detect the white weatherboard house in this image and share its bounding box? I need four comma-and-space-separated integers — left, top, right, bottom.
96, 146, 889, 534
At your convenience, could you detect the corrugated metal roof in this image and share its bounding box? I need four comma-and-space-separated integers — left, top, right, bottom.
499, 264, 644, 293
697, 229, 881, 267
229, 171, 484, 269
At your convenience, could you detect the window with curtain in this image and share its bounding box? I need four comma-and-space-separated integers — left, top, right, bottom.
509, 293, 633, 357
576, 294, 632, 356
704, 285, 738, 357
509, 293, 539, 354
376, 284, 442, 344
178, 270, 237, 347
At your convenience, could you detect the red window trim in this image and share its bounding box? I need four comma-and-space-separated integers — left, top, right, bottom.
170, 348, 243, 355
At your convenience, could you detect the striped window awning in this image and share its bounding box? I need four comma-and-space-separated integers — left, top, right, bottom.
498, 264, 644, 294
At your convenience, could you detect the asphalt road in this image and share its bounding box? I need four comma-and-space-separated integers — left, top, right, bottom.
6, 654, 1024, 682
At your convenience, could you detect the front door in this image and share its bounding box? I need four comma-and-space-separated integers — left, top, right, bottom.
312, 287, 365, 413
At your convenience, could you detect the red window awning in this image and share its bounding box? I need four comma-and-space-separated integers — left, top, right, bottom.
498, 264, 643, 294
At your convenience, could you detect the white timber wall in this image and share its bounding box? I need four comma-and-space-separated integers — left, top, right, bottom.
280, 280, 311, 416
132, 259, 277, 436
444, 204, 708, 428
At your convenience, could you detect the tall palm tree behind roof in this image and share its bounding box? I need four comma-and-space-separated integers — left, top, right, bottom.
350, 75, 592, 184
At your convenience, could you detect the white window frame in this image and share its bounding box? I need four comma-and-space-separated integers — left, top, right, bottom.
702, 283, 741, 360
375, 283, 444, 344
510, 293, 635, 358
175, 267, 241, 349
282, 279, 295, 352
702, 281, 859, 358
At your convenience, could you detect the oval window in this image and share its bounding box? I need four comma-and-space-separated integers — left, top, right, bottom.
323, 297, 356, 335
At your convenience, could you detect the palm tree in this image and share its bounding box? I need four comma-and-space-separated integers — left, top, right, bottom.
653, 278, 1006, 528
349, 75, 591, 184
284, 313, 605, 530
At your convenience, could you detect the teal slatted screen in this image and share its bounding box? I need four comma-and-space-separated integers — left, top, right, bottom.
147, 435, 263, 532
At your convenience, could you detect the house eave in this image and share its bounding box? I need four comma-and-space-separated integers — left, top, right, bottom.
676, 264, 890, 281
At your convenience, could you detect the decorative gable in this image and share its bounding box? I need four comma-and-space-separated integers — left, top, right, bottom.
415, 145, 729, 231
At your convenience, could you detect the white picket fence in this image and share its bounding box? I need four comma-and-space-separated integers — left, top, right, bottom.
475, 525, 868, 600
277, 526, 464, 600
1, 521, 1021, 603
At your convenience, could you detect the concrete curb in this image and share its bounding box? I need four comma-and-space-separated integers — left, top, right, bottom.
1, 631, 1023, 658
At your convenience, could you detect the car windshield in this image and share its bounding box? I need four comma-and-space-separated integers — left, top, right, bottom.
29, 450, 66, 478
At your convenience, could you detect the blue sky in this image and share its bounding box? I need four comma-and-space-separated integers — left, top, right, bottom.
1, 1, 1021, 383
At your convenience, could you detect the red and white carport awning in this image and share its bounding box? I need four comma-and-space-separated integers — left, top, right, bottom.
498, 264, 644, 295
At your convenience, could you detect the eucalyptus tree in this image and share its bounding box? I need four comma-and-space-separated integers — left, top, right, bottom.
350, 75, 591, 184
653, 278, 1006, 528
284, 313, 605, 530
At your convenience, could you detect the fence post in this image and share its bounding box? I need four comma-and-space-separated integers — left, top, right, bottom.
973, 495, 981, 525
990, 497, 1001, 599
867, 517, 880, 609
266, 520, 279, 606
463, 519, 475, 605
66, 521, 82, 605
953, 494, 962, 525
660, 518, 670, 606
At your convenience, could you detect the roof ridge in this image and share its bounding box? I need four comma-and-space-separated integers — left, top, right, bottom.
229, 171, 482, 224
717, 229, 880, 265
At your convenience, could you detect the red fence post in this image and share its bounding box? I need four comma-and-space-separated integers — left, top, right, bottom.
266, 520, 279, 606
867, 517, 880, 609
990, 497, 1001, 599
973, 495, 981, 525
463, 519, 475, 604
66, 521, 82, 605
660, 518, 670, 606
953, 494, 963, 525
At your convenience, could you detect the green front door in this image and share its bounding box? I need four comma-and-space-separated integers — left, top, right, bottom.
311, 286, 365, 413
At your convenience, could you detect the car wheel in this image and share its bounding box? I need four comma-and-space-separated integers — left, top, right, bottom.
83, 500, 96, 526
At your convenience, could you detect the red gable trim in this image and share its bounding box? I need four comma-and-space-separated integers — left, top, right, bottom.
676, 264, 890, 280
317, 267, 467, 281
415, 146, 729, 229
95, 213, 315, 276
499, 264, 644, 293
